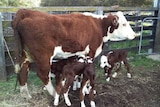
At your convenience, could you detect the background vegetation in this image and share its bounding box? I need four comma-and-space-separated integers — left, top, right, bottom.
0, 0, 154, 7
41, 0, 153, 7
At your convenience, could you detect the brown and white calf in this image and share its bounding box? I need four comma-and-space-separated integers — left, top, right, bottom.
100, 50, 131, 81
51, 56, 95, 107
51, 56, 82, 91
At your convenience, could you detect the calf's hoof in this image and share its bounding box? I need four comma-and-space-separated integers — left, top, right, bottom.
53, 99, 59, 106
112, 72, 118, 78
65, 101, 71, 106
127, 73, 132, 78
90, 101, 96, 107
106, 77, 110, 82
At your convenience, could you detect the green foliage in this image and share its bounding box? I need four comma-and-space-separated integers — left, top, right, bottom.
0, 0, 39, 6
41, 0, 153, 7
0, 0, 154, 7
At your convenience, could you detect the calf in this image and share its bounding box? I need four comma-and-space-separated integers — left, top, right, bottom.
100, 50, 131, 81
51, 56, 78, 85
51, 56, 81, 91
52, 56, 96, 107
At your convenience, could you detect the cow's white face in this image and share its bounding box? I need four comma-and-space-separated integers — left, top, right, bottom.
103, 11, 135, 42
100, 55, 111, 68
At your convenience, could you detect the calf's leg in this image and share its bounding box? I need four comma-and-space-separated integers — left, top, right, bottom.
123, 59, 131, 78
106, 67, 113, 82
112, 62, 121, 78
54, 77, 63, 106
63, 76, 75, 106
80, 78, 89, 107
89, 76, 96, 107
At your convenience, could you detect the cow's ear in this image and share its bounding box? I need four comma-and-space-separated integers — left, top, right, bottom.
112, 17, 118, 27
110, 16, 119, 33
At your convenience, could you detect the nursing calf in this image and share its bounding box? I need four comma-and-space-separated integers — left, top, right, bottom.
100, 50, 131, 81
52, 56, 95, 107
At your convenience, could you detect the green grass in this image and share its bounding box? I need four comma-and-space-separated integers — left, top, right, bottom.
109, 40, 139, 50
0, 74, 18, 97
128, 53, 160, 69
0, 71, 43, 98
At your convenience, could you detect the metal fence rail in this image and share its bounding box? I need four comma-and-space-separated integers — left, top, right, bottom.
138, 17, 160, 55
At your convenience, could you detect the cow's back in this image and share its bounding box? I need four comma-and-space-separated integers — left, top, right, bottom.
15, 11, 103, 59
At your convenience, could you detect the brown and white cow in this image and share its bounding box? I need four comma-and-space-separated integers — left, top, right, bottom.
100, 50, 131, 81
12, 9, 135, 98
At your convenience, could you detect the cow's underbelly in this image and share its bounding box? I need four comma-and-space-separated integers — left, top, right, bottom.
50, 45, 90, 63
94, 42, 103, 58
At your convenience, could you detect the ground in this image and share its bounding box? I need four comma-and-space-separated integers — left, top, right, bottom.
0, 55, 160, 107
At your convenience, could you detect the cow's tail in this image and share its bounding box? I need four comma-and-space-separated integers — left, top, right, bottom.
12, 24, 22, 91
13, 30, 22, 74
12, 10, 23, 74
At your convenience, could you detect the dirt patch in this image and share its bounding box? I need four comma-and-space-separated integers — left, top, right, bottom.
146, 54, 160, 61
0, 65, 160, 107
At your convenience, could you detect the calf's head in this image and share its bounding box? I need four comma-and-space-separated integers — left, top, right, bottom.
100, 55, 111, 69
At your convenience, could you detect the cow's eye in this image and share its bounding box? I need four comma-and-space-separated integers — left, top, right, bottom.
123, 23, 126, 26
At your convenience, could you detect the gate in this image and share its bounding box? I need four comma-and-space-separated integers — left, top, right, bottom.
138, 17, 160, 55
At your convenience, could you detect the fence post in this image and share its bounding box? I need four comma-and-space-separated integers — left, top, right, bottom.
154, 0, 160, 53
0, 13, 6, 81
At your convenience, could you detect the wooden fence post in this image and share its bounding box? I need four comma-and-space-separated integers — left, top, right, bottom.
154, 0, 160, 53
0, 13, 6, 81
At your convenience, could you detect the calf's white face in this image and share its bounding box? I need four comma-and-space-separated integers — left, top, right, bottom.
103, 11, 135, 42
100, 55, 111, 68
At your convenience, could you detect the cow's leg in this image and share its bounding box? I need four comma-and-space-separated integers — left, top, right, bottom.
63, 76, 74, 106
36, 62, 55, 97
123, 59, 131, 78
112, 62, 121, 78
18, 60, 32, 98
38, 71, 55, 97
